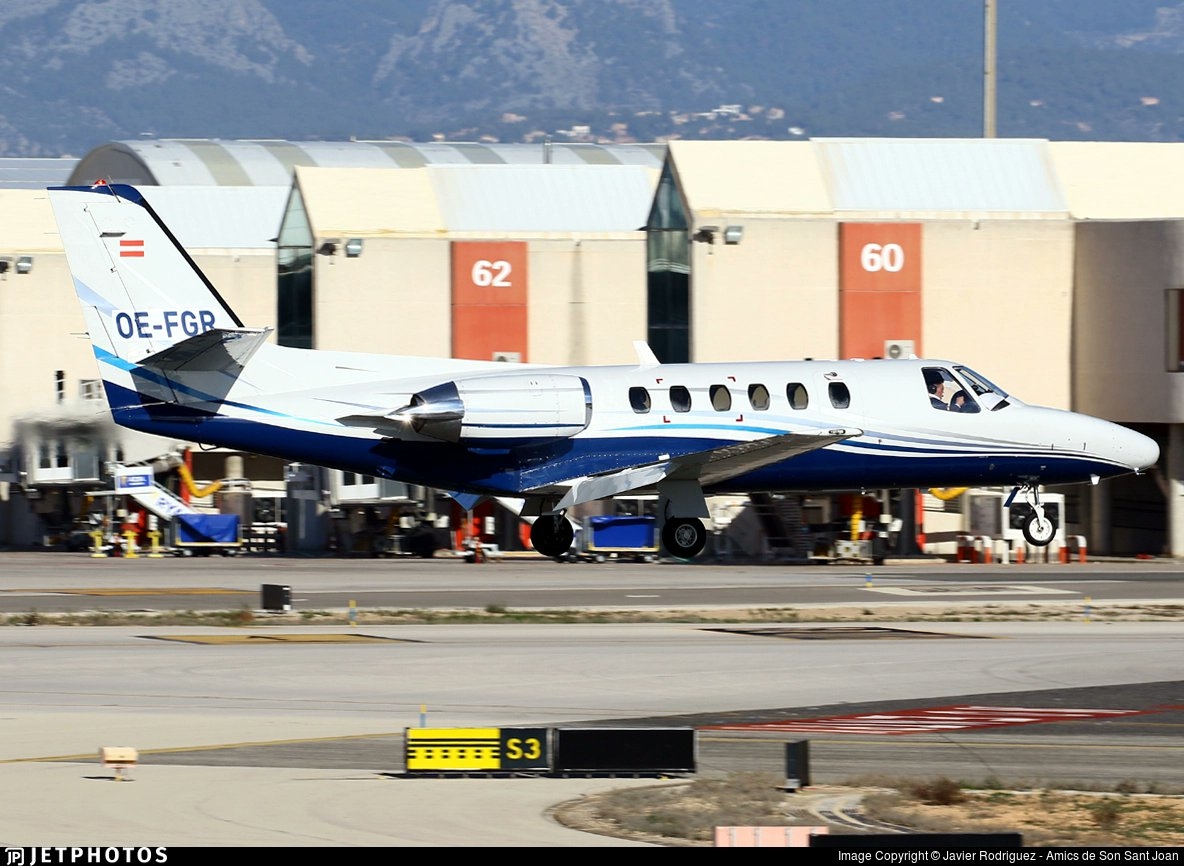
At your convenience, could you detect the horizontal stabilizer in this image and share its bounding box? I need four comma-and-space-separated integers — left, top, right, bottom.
335, 412, 407, 437
139, 327, 272, 373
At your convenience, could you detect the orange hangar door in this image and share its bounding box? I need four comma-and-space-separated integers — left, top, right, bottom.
451, 241, 529, 363
838, 224, 922, 360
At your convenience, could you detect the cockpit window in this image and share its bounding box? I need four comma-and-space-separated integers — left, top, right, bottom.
922, 367, 962, 411
947, 388, 981, 414
954, 366, 1011, 411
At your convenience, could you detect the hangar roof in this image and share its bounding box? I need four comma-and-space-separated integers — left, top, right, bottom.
815, 138, 1066, 217
0, 158, 78, 190
67, 139, 666, 187
296, 164, 658, 236
140, 187, 291, 248
0, 187, 288, 253
1048, 142, 1184, 220
670, 138, 1068, 220
669, 141, 830, 217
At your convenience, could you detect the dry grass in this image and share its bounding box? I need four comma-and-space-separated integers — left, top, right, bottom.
555, 774, 1184, 847
4, 601, 1183, 627
558, 777, 1184, 848
865, 786, 1184, 847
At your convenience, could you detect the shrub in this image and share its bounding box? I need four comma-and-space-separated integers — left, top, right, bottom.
910, 777, 966, 806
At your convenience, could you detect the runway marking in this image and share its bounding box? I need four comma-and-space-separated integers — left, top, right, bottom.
6, 587, 254, 597
706, 626, 979, 640
864, 585, 1076, 596
705, 704, 1148, 735
141, 633, 417, 645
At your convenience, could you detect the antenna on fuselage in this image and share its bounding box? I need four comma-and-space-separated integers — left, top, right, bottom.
633, 341, 661, 368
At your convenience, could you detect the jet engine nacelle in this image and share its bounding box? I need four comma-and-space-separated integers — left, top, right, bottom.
396, 373, 592, 444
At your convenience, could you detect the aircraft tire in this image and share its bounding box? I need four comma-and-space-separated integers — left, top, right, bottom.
662, 517, 707, 560
530, 515, 574, 559
1022, 511, 1057, 547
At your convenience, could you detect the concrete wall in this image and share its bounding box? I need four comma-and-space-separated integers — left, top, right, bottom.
1073, 220, 1184, 423
923, 220, 1075, 410
312, 238, 451, 357
691, 219, 839, 363
528, 237, 647, 365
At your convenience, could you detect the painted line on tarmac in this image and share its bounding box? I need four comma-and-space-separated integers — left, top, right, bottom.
864, 584, 1076, 596
4, 587, 255, 596
704, 705, 1153, 735
3, 731, 405, 764
140, 633, 420, 645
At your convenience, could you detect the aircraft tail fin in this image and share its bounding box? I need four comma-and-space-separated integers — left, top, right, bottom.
49, 182, 252, 410
49, 182, 244, 359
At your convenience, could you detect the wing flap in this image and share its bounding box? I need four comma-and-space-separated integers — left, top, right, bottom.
550, 427, 860, 511
670, 427, 860, 486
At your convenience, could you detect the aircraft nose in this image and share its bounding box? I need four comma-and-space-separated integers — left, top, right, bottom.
1092, 417, 1159, 472
1122, 426, 1160, 472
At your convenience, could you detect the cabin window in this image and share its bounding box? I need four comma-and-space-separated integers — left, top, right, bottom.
787, 382, 809, 410
748, 384, 770, 410
710, 384, 731, 411
629, 386, 651, 413
669, 385, 692, 412
828, 382, 851, 409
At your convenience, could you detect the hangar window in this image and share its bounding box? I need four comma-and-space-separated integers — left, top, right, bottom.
787, 382, 809, 410
748, 384, 770, 410
645, 163, 690, 364
629, 387, 651, 413
276, 187, 315, 349
828, 382, 851, 409
669, 385, 692, 412
710, 384, 731, 411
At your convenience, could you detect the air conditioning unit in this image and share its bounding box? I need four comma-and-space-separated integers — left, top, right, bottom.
883, 339, 916, 360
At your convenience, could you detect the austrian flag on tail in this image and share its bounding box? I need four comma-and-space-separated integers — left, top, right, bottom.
119, 239, 144, 257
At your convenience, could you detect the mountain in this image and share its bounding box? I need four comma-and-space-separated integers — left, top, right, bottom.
3, 0, 1184, 157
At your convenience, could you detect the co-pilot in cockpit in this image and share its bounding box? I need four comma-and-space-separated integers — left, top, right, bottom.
922, 366, 1011, 413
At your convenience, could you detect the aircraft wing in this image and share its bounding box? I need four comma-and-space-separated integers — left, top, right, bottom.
550, 427, 860, 511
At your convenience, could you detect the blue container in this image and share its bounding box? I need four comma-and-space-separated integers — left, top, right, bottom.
587, 515, 656, 550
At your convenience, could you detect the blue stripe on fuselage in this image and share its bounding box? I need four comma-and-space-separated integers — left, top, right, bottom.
101, 382, 1125, 495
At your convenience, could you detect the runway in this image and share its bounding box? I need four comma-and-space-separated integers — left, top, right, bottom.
0, 552, 1181, 846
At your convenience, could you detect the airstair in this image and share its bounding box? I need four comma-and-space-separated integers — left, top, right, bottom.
113, 464, 197, 518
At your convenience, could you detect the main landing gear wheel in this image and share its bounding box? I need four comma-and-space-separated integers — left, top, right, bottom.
530, 514, 574, 559
1022, 511, 1057, 547
662, 517, 707, 560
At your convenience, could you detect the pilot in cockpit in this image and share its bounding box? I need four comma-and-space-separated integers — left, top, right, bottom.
924, 369, 948, 409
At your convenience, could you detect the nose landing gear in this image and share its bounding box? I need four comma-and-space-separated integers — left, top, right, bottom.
1007, 483, 1057, 547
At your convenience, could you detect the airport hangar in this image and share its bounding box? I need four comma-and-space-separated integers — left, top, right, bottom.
0, 137, 1179, 558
